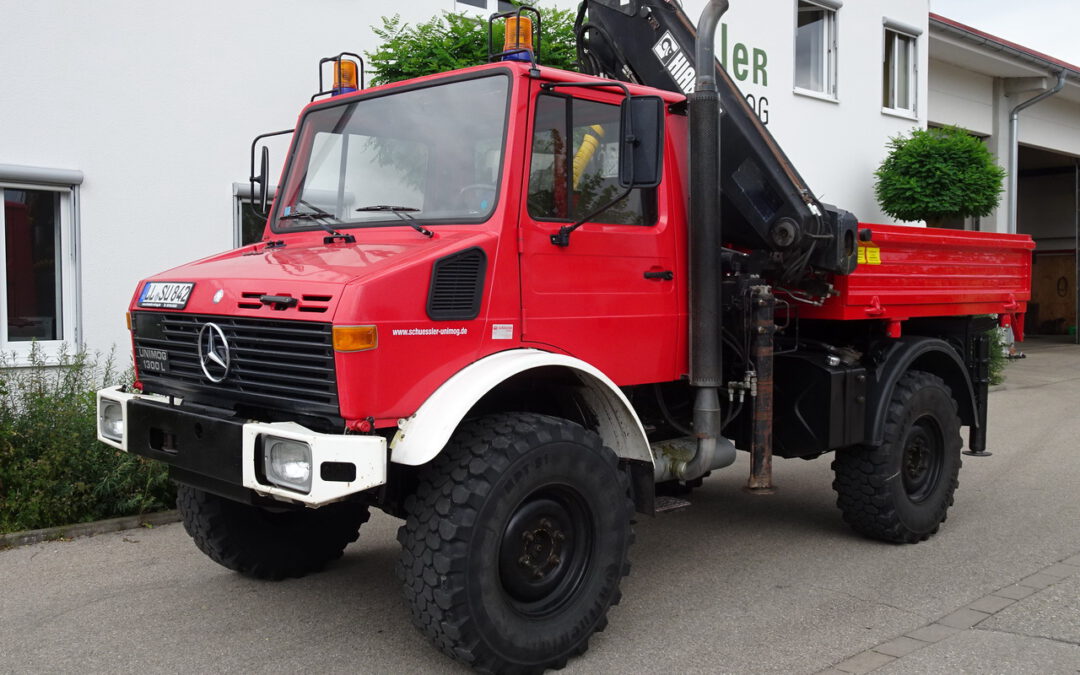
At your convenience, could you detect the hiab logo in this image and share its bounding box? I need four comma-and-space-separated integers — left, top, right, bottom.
652, 31, 696, 94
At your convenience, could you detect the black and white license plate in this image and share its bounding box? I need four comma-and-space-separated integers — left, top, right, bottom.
138, 281, 194, 309
137, 347, 170, 373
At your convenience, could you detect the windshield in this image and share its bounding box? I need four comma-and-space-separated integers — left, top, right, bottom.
273, 73, 510, 233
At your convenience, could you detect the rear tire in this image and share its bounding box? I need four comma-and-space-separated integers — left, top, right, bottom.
177, 485, 369, 580
832, 370, 962, 543
397, 413, 635, 674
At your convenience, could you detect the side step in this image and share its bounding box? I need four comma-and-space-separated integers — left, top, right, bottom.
654, 495, 692, 513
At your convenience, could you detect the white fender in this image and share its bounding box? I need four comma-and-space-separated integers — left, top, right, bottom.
390, 349, 653, 467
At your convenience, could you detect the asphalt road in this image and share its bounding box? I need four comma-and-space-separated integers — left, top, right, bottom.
2, 337, 1080, 674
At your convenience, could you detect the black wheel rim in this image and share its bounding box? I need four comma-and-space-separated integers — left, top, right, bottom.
498, 484, 594, 617
901, 416, 944, 503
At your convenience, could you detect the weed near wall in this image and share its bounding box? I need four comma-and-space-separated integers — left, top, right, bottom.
0, 344, 174, 534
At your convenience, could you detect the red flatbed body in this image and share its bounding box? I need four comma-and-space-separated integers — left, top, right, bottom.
801, 223, 1034, 336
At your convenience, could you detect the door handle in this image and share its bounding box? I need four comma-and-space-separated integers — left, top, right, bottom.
644, 270, 674, 281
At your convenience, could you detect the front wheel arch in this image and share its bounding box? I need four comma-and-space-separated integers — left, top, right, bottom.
390, 349, 653, 467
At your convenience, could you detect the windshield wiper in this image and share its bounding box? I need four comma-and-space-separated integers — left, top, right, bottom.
279, 199, 345, 236
355, 205, 434, 238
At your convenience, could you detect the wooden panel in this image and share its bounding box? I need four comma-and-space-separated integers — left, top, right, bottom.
1031, 252, 1076, 333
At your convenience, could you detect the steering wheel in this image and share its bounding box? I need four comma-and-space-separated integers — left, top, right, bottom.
458, 184, 497, 213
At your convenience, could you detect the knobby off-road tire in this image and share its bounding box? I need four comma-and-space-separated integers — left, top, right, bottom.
397, 413, 635, 674
177, 485, 370, 580
832, 370, 962, 543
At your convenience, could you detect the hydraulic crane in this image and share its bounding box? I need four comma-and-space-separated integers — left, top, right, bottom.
575, 0, 861, 286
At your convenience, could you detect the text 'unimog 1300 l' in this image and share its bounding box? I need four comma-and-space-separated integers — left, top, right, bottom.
98, 1, 1033, 671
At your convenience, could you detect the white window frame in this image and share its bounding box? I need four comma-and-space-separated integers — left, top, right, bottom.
0, 169, 82, 363
455, 0, 490, 13
793, 0, 840, 101
455, 1, 516, 16
882, 18, 921, 118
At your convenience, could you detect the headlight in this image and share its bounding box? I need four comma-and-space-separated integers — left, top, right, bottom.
263, 437, 313, 493
100, 401, 124, 442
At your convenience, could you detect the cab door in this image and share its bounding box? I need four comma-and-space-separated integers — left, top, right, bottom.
518, 88, 679, 386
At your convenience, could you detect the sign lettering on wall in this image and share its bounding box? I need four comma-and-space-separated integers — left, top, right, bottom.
720, 23, 770, 126
651, 24, 771, 125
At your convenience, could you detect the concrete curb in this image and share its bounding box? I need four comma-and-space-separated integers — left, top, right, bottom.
0, 510, 180, 550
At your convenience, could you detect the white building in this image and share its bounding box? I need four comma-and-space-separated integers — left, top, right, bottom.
1, 0, 1076, 359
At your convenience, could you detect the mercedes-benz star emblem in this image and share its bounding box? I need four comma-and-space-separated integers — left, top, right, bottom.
197, 322, 231, 383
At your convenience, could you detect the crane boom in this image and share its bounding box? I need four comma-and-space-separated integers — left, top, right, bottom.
576, 0, 859, 279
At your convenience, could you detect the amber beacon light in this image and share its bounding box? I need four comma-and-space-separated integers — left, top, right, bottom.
502, 16, 534, 62
333, 60, 359, 95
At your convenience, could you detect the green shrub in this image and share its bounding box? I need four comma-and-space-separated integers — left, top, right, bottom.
988, 326, 1008, 386
0, 344, 174, 534
875, 126, 1006, 224
367, 3, 578, 86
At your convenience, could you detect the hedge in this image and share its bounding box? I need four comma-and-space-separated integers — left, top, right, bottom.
0, 344, 174, 534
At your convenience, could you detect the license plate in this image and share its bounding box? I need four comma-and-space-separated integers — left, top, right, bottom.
138, 281, 194, 309
137, 347, 169, 373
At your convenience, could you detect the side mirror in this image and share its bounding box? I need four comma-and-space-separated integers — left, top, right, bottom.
249, 145, 271, 216
258, 147, 270, 213
618, 95, 665, 189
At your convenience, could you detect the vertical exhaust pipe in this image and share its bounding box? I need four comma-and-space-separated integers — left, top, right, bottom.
684, 0, 730, 480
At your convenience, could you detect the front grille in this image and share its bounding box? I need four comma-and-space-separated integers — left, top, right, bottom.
133, 312, 338, 418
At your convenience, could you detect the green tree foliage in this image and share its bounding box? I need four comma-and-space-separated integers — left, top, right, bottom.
988, 325, 1008, 386
874, 126, 1007, 224
366, 4, 578, 86
0, 345, 174, 534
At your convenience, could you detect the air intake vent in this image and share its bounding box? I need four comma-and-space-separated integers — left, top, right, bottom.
237, 291, 334, 313
427, 247, 487, 321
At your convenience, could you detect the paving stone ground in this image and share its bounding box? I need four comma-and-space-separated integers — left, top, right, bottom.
822, 552, 1080, 674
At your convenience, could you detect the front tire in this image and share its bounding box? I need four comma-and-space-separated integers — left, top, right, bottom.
177, 485, 370, 580
397, 413, 635, 674
832, 370, 962, 543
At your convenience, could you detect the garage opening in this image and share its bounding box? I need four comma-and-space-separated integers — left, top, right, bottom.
1019, 146, 1080, 341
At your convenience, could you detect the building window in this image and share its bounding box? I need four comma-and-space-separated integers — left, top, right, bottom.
883, 24, 918, 115
3, 189, 62, 342
794, 0, 838, 98
235, 199, 267, 247
456, 1, 516, 14
233, 184, 278, 248
0, 166, 81, 356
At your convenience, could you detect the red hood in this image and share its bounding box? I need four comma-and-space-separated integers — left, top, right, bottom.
136, 229, 495, 320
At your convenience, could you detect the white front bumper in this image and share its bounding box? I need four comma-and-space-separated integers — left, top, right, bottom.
96, 386, 387, 507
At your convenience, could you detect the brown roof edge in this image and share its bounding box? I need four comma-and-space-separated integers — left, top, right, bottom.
930, 12, 1080, 77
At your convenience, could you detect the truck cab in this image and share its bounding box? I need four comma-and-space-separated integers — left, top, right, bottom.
103, 61, 693, 500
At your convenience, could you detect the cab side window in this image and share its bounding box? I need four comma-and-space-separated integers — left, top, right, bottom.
528, 94, 656, 225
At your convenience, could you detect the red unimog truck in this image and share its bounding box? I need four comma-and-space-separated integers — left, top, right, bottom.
97, 1, 1033, 671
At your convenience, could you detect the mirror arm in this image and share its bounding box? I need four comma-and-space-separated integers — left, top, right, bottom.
248, 128, 295, 217
550, 186, 634, 247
